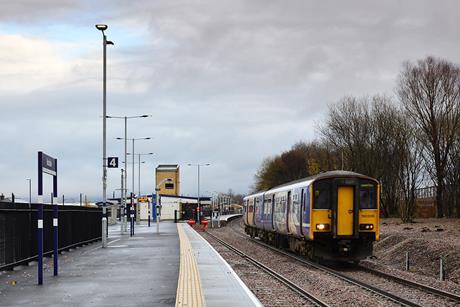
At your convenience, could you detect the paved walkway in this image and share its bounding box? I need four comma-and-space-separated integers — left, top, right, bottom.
0, 222, 180, 306
0, 221, 261, 307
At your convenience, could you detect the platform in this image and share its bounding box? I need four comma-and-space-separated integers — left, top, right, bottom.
0, 221, 261, 306
0, 222, 180, 306
177, 223, 261, 307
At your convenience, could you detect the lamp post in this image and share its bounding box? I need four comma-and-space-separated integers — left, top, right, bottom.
26, 178, 31, 207
128, 152, 154, 224
116, 137, 150, 234
108, 115, 149, 232
155, 178, 173, 234
95, 23, 114, 248
187, 163, 210, 224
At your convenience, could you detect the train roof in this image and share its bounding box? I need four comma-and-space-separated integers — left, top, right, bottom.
245, 170, 377, 199
272, 170, 376, 189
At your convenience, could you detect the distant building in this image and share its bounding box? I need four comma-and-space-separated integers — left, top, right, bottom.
155, 164, 180, 196
154, 195, 211, 220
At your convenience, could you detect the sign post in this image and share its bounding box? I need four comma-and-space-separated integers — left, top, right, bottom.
37, 151, 58, 285
152, 193, 157, 222
130, 192, 135, 236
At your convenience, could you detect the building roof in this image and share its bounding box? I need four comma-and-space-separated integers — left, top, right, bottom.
159, 194, 210, 201
156, 164, 179, 171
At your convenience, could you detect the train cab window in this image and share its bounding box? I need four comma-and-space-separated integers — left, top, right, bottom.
313, 180, 331, 209
360, 181, 377, 209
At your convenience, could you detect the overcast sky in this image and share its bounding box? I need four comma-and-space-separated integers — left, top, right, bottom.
1, 0, 460, 201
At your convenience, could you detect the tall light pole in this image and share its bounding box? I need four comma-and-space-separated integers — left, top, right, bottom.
116, 137, 150, 232
108, 115, 149, 232
187, 163, 210, 224
96, 23, 114, 248
128, 152, 154, 224
26, 178, 31, 207
155, 178, 172, 234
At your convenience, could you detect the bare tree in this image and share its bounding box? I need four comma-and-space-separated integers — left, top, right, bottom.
396, 114, 425, 222
320, 95, 405, 217
445, 137, 460, 217
398, 56, 460, 217
253, 141, 339, 192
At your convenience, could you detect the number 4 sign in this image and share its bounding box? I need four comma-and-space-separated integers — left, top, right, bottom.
108, 157, 119, 168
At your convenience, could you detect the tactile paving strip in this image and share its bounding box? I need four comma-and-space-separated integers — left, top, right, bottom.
175, 224, 205, 307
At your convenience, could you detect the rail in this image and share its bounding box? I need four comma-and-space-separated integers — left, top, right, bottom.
205, 232, 330, 307
249, 238, 438, 307
358, 265, 460, 303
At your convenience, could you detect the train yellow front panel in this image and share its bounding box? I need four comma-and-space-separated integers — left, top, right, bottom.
337, 186, 354, 236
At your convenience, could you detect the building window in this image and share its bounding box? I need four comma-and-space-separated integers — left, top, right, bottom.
165, 183, 174, 189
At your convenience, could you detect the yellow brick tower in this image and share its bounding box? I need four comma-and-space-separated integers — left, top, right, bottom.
155, 164, 180, 196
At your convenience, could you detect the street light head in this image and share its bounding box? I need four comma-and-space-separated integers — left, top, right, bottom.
95, 24, 108, 31
205, 163, 211, 166
141, 115, 150, 118
145, 137, 151, 140
116, 137, 123, 140
106, 40, 114, 46
187, 163, 192, 166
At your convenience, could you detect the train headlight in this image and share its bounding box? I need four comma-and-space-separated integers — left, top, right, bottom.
316, 223, 330, 231
359, 224, 374, 230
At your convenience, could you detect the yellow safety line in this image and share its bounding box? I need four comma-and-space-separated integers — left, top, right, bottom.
175, 224, 205, 307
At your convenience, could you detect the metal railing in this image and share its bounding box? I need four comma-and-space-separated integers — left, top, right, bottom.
0, 202, 102, 270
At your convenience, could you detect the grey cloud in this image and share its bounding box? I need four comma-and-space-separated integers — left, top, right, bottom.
2, 0, 460, 199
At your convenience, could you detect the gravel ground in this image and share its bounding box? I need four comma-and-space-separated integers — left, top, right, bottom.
200, 222, 397, 307
203, 233, 315, 306
338, 267, 458, 306
373, 218, 460, 285
199, 218, 460, 306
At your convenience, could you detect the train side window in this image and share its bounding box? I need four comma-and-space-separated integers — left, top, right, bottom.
263, 197, 272, 214
313, 181, 331, 209
360, 181, 376, 209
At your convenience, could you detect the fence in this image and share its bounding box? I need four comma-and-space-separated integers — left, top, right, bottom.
415, 186, 436, 199
0, 202, 102, 270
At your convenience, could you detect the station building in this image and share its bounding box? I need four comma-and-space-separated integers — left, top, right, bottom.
137, 164, 210, 220
155, 164, 180, 196
155, 195, 211, 220
106, 164, 211, 221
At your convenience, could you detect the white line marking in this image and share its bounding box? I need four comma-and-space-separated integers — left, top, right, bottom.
82, 239, 121, 255
108, 239, 121, 245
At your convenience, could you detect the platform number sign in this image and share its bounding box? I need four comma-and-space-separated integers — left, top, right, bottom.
108, 157, 119, 168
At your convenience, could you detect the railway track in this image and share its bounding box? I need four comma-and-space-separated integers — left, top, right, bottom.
356, 265, 460, 303
250, 238, 460, 306
219, 218, 460, 306
204, 231, 330, 307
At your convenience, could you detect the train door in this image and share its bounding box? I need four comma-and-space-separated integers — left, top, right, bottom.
286, 191, 291, 233
270, 194, 275, 230
337, 186, 354, 236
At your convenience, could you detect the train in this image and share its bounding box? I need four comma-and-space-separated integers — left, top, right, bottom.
243, 171, 380, 262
